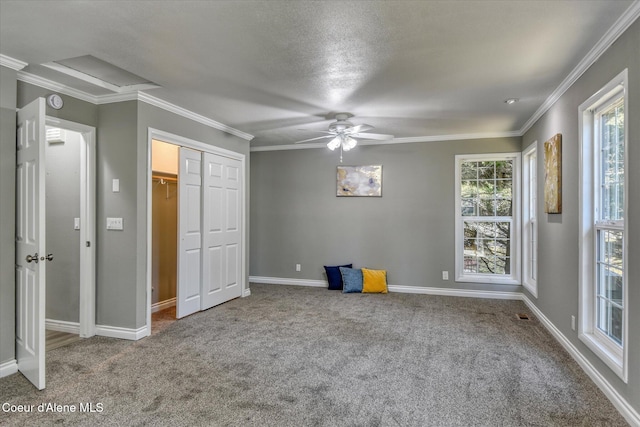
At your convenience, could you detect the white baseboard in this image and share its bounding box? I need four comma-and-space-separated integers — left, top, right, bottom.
521, 295, 640, 427
46, 318, 80, 334
249, 276, 326, 287
388, 284, 521, 300
95, 324, 148, 341
243, 288, 251, 297
0, 359, 18, 378
249, 276, 521, 300
151, 297, 176, 313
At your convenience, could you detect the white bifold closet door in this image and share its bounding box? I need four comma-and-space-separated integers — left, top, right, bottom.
201, 152, 242, 310
177, 148, 202, 318
177, 148, 242, 318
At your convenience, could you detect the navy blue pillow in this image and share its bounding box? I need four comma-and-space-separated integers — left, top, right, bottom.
324, 264, 353, 290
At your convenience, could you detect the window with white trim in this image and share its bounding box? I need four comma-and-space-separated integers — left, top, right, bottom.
522, 143, 537, 296
578, 69, 628, 382
455, 153, 520, 285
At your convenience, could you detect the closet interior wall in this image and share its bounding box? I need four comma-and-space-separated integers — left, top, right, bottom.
152, 174, 178, 306
151, 138, 179, 309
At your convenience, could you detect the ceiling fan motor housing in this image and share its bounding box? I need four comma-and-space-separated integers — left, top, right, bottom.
330, 113, 355, 133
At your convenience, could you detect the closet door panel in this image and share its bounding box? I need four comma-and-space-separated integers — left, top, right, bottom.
202, 153, 242, 310
177, 148, 202, 318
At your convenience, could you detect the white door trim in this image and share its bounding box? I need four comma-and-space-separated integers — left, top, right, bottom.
146, 128, 246, 335
45, 117, 96, 338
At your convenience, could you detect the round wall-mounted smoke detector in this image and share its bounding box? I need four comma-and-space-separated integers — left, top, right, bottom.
46, 93, 64, 110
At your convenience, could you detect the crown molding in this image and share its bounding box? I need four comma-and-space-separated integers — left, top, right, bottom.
137, 92, 253, 141
95, 92, 139, 104
17, 71, 99, 103
0, 54, 28, 71
15, 70, 253, 141
250, 130, 521, 152
389, 131, 521, 144
519, 0, 640, 135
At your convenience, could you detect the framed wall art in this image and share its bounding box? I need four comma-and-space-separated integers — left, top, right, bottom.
544, 133, 562, 213
337, 165, 382, 197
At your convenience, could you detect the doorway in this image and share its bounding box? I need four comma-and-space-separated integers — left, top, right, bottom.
44, 125, 82, 347
44, 117, 96, 340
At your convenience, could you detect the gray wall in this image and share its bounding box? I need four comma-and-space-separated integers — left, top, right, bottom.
17, 83, 98, 127
95, 101, 139, 329
250, 137, 521, 292
0, 65, 17, 365
45, 129, 81, 323
522, 18, 639, 414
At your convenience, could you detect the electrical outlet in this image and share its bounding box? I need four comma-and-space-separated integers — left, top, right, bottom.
442, 271, 449, 280
296, 264, 301, 272
571, 315, 576, 331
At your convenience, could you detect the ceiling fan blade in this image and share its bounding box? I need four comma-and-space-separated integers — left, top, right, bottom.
296, 129, 334, 134
352, 132, 394, 141
345, 124, 374, 134
294, 135, 334, 144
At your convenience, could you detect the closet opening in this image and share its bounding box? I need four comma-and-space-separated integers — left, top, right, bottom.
151, 139, 179, 334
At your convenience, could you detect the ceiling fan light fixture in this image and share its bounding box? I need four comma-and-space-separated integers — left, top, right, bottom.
327, 136, 342, 151
342, 136, 357, 151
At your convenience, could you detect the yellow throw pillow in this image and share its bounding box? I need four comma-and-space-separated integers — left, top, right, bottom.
362, 268, 388, 293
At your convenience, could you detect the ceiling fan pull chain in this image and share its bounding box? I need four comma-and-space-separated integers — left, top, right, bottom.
340, 145, 343, 163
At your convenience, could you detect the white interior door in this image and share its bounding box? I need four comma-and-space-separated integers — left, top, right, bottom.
16, 98, 46, 389
201, 153, 242, 310
177, 148, 202, 318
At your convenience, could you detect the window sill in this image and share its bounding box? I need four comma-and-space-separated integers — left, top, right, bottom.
579, 332, 626, 383
455, 274, 520, 286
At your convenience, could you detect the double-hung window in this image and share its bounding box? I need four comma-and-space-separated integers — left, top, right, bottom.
455, 153, 520, 285
579, 69, 628, 381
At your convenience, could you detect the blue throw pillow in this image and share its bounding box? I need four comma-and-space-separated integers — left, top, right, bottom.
324, 264, 353, 290
340, 267, 363, 293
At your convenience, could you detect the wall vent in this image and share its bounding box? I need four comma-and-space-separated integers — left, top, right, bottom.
516, 313, 531, 320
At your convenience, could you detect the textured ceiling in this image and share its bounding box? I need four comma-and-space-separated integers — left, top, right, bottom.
0, 1, 635, 146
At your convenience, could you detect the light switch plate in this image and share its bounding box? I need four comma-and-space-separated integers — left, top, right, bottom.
106, 217, 124, 230
74, 217, 80, 230
112, 179, 120, 193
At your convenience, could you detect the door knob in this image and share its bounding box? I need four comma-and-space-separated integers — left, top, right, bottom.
41, 253, 54, 261
26, 253, 39, 263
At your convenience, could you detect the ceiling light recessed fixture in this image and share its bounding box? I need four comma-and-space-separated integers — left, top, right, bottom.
504, 98, 519, 105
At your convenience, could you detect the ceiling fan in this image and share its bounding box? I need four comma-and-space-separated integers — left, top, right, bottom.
294, 113, 393, 161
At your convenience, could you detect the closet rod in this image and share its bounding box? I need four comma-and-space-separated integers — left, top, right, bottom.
152, 174, 178, 182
